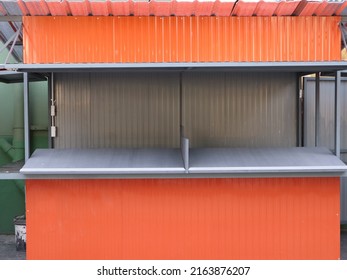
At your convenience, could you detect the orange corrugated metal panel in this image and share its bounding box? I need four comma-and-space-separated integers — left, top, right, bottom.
23, 16, 342, 63
26, 178, 340, 260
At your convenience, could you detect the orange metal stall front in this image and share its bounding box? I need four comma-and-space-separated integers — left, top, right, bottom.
23, 16, 341, 64
26, 177, 340, 260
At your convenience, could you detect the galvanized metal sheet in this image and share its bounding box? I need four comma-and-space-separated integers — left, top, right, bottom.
183, 72, 297, 148
54, 72, 180, 149
304, 77, 347, 155
54, 73, 91, 148
55, 71, 296, 150
189, 147, 347, 174
20, 148, 186, 174
20, 147, 347, 176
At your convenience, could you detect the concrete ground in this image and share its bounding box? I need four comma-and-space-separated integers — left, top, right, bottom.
341, 230, 347, 260
0, 235, 25, 260
0, 232, 346, 260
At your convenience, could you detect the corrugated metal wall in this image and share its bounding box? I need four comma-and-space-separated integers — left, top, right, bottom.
54, 72, 297, 149
89, 73, 180, 148
26, 177, 341, 260
303, 77, 347, 162
55, 72, 180, 148
183, 72, 297, 148
55, 73, 91, 148
23, 16, 341, 63
303, 77, 347, 223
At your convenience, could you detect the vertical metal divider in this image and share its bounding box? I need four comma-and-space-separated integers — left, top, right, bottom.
315, 72, 320, 147
23, 73, 30, 162
180, 72, 189, 173
48, 73, 53, 148
297, 74, 303, 147
180, 126, 189, 173
335, 71, 341, 158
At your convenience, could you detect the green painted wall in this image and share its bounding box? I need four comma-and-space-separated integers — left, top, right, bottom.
0, 43, 48, 233
29, 82, 49, 152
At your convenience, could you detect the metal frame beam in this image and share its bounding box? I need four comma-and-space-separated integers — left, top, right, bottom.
315, 72, 320, 146
297, 74, 303, 147
48, 73, 53, 148
0, 16, 22, 22
3, 62, 347, 73
335, 71, 341, 158
4, 24, 21, 64
23, 72, 30, 162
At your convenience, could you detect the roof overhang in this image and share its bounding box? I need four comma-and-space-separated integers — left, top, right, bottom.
3, 62, 347, 74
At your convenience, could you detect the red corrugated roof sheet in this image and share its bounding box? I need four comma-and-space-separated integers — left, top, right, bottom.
0, 0, 346, 16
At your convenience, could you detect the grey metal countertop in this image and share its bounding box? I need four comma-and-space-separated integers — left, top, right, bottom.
19, 147, 347, 179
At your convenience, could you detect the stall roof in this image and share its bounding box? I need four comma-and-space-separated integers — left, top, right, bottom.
0, 0, 346, 17
4, 61, 347, 74
20, 147, 347, 179
1, 1, 347, 64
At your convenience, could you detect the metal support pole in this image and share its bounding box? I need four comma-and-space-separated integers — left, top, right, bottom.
23, 73, 30, 162
315, 72, 320, 146
48, 73, 53, 148
297, 74, 303, 147
335, 71, 341, 158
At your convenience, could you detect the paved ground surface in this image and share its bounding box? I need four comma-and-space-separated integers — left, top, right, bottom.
0, 231, 346, 260
0, 235, 25, 260
341, 230, 347, 260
